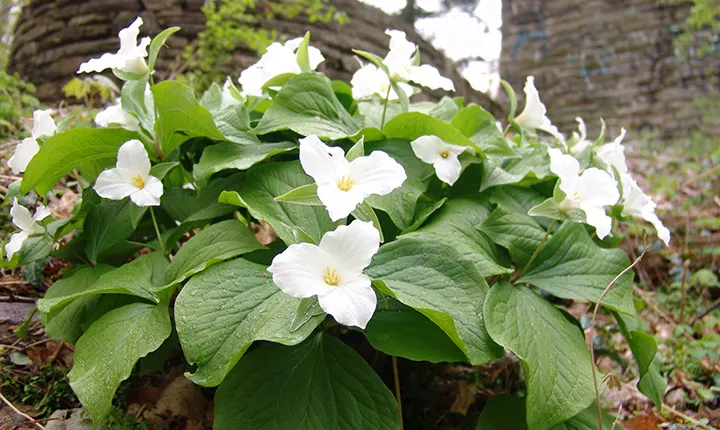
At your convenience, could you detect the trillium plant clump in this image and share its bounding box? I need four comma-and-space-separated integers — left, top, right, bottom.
4, 19, 672, 430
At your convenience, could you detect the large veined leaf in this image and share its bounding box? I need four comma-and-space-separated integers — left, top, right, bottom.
476, 396, 615, 430
22, 128, 139, 194
175, 258, 323, 387
164, 219, 264, 286
366, 237, 503, 365
237, 161, 333, 245
477, 204, 547, 267
617, 316, 666, 407
451, 104, 517, 157
383, 111, 481, 154
480, 145, 550, 191
519, 222, 637, 318
83, 199, 135, 265
193, 140, 296, 185
214, 333, 401, 430
253, 72, 360, 139
484, 283, 596, 430
69, 301, 172, 422
410, 96, 461, 122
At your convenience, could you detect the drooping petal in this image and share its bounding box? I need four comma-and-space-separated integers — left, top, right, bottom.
78, 17, 149, 75
237, 63, 268, 97
515, 76, 563, 141
117, 17, 144, 56
351, 64, 394, 100
576, 168, 619, 207
548, 147, 580, 186
116, 139, 151, 178
268, 243, 335, 298
317, 184, 365, 221
94, 168, 137, 201
95, 104, 140, 131
349, 150, 406, 198
410, 135, 444, 164
319, 220, 380, 275
130, 175, 163, 207
298, 135, 349, 186
5, 231, 29, 261
580, 204, 613, 239
10, 198, 34, 232
595, 128, 628, 174
433, 156, 463, 185
8, 137, 40, 174
645, 212, 671, 246
31, 109, 56, 139
569, 117, 591, 156
32, 205, 52, 223
78, 53, 124, 74
407, 64, 455, 91
384, 30, 415, 80
317, 274, 377, 329
621, 176, 670, 246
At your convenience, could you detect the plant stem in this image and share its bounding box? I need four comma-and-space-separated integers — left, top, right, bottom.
679, 259, 690, 323
514, 219, 556, 281
149, 207, 166, 254
392, 356, 403, 430
380, 84, 392, 129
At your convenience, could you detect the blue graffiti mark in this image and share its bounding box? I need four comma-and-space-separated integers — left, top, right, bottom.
512, 20, 547, 59
570, 48, 614, 79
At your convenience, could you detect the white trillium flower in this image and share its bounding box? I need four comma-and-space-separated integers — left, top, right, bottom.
95, 100, 140, 131
549, 148, 619, 239
8, 109, 57, 174
411, 135, 467, 185
595, 128, 628, 174
5, 198, 51, 260
569, 117, 592, 156
621, 175, 671, 246
268, 220, 380, 328
514, 76, 565, 143
350, 63, 412, 100
238, 37, 324, 97
77, 17, 151, 75
94, 139, 163, 207
299, 135, 406, 221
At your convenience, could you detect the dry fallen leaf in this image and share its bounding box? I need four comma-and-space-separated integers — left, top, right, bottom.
450, 380, 478, 416
622, 414, 659, 430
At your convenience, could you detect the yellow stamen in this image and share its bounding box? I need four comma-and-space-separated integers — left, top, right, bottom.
323, 267, 341, 286
336, 175, 355, 192
440, 151, 449, 159
131, 174, 145, 189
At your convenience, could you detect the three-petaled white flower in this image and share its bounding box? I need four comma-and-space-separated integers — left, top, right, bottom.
5, 199, 51, 261
94, 139, 163, 207
268, 220, 380, 329
410, 135, 467, 185
95, 100, 140, 131
299, 135, 406, 221
351, 30, 454, 99
238, 37, 324, 97
548, 148, 619, 239
514, 76, 564, 143
621, 175, 671, 246
77, 17, 151, 76
8, 109, 56, 174
595, 128, 628, 174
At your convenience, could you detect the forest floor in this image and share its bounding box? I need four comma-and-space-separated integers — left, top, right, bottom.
0, 105, 718, 430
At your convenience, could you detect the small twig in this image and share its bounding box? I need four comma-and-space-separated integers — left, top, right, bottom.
689, 296, 720, 326
392, 356, 403, 430
633, 286, 676, 325
0, 391, 46, 429
513, 219, 557, 282
663, 402, 713, 429
680, 163, 720, 188
679, 259, 690, 323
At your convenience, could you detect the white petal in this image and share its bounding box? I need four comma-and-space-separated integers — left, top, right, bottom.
130, 175, 163, 207
220, 79, 242, 109
407, 64, 455, 91
319, 220, 380, 275
318, 274, 377, 329
10, 198, 33, 232
384, 30, 415, 80
595, 129, 628, 174
6, 231, 29, 261
95, 104, 139, 131
433, 156, 463, 185
351, 64, 393, 100
349, 150, 407, 198
411, 135, 444, 164
94, 168, 137, 200
576, 168, 619, 207
78, 53, 124, 74
548, 147, 580, 186
117, 17, 144, 55
515, 76, 547, 129
238, 63, 267, 97
8, 137, 40, 174
308, 46, 325, 70
116, 139, 151, 177
298, 135, 349, 185
646, 213, 671, 246
581, 204, 613, 239
317, 184, 364, 221
31, 109, 56, 139
268, 243, 335, 298
32, 205, 52, 223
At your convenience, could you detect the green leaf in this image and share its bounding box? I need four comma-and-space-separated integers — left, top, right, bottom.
121, 77, 154, 135
38, 253, 166, 315
410, 96, 461, 122
18, 236, 53, 265
351, 201, 384, 242
164, 219, 264, 286
484, 283, 596, 430
273, 183, 322, 206
148, 27, 180, 71
193, 140, 296, 185
480, 145, 550, 191
366, 237, 503, 365
175, 258, 324, 387
22, 128, 139, 195
551, 405, 616, 430
452, 105, 517, 157
366, 297, 466, 363
346, 135, 365, 161
520, 222, 636, 318
84, 199, 134, 265
253, 72, 361, 139
478, 204, 547, 267
214, 333, 401, 430
476, 395, 527, 430
238, 161, 333, 244
352, 49, 389, 74
295, 32, 311, 72
69, 301, 172, 422
500, 79, 518, 121
617, 318, 666, 407
152, 81, 225, 157
383, 112, 481, 154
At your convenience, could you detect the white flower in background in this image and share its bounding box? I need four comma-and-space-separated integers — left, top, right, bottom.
220, 78, 242, 109
94, 139, 163, 207
268, 220, 380, 328
549, 148, 619, 239
8, 109, 57, 174
595, 128, 628, 174
514, 76, 564, 143
77, 17, 151, 75
238, 37, 324, 97
411, 135, 467, 185
299, 135, 406, 221
95, 100, 140, 131
5, 198, 51, 260
621, 175, 671, 246
350, 30, 454, 99
569, 117, 592, 156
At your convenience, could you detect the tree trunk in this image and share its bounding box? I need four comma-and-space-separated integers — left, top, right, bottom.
8, 0, 502, 116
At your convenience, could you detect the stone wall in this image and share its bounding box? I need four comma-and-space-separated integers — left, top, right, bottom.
9, 0, 501, 115
500, 0, 720, 139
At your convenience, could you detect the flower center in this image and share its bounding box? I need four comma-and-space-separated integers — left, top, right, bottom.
131, 174, 145, 189
336, 175, 355, 192
440, 151, 449, 159
323, 267, 341, 286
